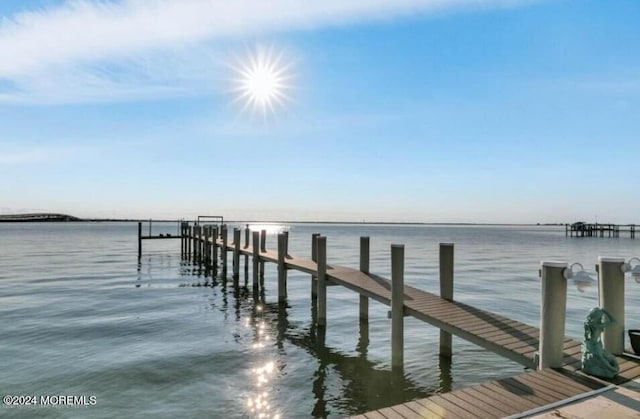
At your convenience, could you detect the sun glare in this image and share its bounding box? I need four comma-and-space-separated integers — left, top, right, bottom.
231, 46, 293, 118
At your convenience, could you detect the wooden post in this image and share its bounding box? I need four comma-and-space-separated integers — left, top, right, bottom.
539, 261, 568, 369
259, 229, 266, 283
252, 231, 260, 290
221, 226, 228, 274
193, 225, 199, 262
137, 222, 142, 260
244, 224, 250, 274
180, 222, 184, 255
187, 226, 192, 258
391, 244, 405, 371
203, 226, 210, 265
439, 243, 454, 358
317, 236, 327, 326
277, 233, 287, 302
359, 236, 370, 323
284, 231, 289, 257
598, 257, 626, 355
233, 228, 241, 279
311, 233, 320, 300
211, 226, 218, 269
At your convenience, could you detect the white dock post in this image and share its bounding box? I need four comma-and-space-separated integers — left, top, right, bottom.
317, 236, 327, 326
311, 233, 320, 300
252, 231, 260, 290
440, 243, 454, 358
539, 261, 568, 369
233, 228, 241, 279
391, 244, 405, 370
359, 237, 370, 323
277, 233, 287, 302
221, 226, 228, 274
598, 257, 626, 355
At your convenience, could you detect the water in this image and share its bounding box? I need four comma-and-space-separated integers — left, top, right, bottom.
1, 222, 639, 418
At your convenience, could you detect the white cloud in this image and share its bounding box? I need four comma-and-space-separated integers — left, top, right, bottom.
0, 0, 534, 104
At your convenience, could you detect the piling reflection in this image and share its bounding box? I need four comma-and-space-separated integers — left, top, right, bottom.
185, 259, 439, 417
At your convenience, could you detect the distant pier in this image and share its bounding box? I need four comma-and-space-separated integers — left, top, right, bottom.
566, 222, 636, 238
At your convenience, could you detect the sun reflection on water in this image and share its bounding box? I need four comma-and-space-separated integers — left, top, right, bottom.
247, 224, 289, 235
244, 303, 281, 418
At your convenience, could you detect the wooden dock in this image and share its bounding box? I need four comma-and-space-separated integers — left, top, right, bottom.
566, 222, 637, 238
166, 222, 640, 418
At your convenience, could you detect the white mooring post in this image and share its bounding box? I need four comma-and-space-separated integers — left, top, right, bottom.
221, 226, 228, 274
317, 236, 327, 326
539, 261, 568, 369
311, 233, 320, 300
391, 244, 405, 370
252, 231, 260, 290
233, 228, 241, 279
439, 243, 454, 358
359, 236, 370, 323
598, 257, 626, 355
277, 233, 287, 302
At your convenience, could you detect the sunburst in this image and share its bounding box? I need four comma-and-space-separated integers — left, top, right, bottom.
230, 45, 294, 118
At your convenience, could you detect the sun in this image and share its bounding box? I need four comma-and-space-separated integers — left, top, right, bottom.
230, 46, 293, 117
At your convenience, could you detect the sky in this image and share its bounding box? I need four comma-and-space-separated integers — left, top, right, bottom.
0, 0, 638, 223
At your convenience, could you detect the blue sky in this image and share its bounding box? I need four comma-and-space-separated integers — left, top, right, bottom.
1, 0, 638, 223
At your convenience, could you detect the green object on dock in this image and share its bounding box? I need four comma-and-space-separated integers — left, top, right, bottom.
582, 307, 619, 379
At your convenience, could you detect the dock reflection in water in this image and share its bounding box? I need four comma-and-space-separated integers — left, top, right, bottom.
202, 265, 443, 418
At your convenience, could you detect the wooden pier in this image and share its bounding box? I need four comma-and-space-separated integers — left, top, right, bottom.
566, 222, 636, 238
151, 222, 640, 418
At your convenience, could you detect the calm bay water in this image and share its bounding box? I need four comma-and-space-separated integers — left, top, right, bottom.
1, 222, 639, 418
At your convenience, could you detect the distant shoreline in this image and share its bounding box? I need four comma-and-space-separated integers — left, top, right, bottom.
0, 213, 568, 226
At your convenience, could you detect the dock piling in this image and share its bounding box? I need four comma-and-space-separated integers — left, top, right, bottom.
359, 236, 370, 323
244, 224, 250, 274
259, 229, 266, 285
317, 236, 327, 326
311, 233, 320, 300
252, 231, 260, 290
233, 228, 241, 280
439, 243, 454, 358
391, 244, 405, 371
221, 226, 228, 275
539, 261, 568, 369
598, 257, 626, 355
211, 226, 218, 270
278, 233, 287, 302
137, 222, 142, 260
203, 226, 210, 265
187, 225, 192, 258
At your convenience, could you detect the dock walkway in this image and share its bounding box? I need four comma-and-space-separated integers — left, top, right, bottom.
176, 226, 640, 418
217, 237, 573, 370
